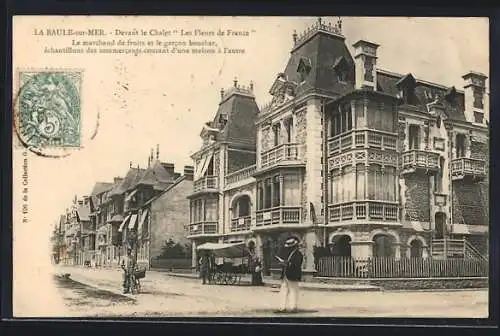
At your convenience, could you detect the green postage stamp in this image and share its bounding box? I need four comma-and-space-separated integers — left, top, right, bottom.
16, 70, 82, 148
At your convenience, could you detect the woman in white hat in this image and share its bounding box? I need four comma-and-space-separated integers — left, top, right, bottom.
276, 236, 303, 312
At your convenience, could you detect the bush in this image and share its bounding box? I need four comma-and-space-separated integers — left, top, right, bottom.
157, 238, 192, 259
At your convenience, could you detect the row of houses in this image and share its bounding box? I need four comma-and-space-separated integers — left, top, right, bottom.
51, 18, 489, 278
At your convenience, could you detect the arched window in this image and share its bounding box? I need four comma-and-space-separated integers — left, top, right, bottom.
373, 234, 394, 257
233, 195, 251, 218
409, 239, 423, 258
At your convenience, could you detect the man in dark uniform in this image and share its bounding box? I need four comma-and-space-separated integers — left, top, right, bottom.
121, 247, 134, 294
277, 237, 303, 312
199, 252, 211, 285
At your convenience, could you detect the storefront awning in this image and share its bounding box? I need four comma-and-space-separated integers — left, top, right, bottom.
128, 213, 138, 230
118, 214, 131, 232
138, 209, 149, 234
125, 189, 138, 202
194, 152, 213, 180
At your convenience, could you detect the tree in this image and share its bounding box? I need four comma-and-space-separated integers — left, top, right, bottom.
158, 238, 192, 259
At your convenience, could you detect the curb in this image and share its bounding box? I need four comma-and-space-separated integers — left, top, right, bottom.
164, 273, 381, 292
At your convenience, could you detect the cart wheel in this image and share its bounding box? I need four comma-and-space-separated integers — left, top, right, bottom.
214, 273, 222, 285
227, 274, 237, 285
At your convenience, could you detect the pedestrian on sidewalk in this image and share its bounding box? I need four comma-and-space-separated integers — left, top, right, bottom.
199, 252, 211, 285
277, 237, 303, 313
121, 247, 134, 294
252, 257, 264, 286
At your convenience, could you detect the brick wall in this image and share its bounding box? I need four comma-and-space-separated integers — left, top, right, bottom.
470, 141, 488, 161
149, 179, 193, 260
403, 172, 430, 222
227, 149, 256, 174
452, 181, 488, 226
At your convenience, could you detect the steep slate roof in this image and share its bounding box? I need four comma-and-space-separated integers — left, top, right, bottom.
279, 31, 355, 97
142, 175, 189, 207
215, 91, 259, 147
76, 203, 91, 222
108, 167, 146, 196
136, 160, 177, 190
376, 70, 467, 121
90, 182, 113, 196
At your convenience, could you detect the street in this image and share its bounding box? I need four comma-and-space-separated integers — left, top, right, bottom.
49, 266, 489, 318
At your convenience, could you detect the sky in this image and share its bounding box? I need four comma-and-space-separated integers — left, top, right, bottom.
11, 16, 488, 315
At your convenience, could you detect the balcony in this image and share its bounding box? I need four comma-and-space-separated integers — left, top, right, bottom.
328, 130, 398, 155
225, 165, 256, 187
256, 206, 301, 227
260, 143, 303, 170
451, 158, 487, 181
193, 176, 219, 193
328, 201, 399, 223
188, 221, 218, 236
401, 150, 440, 174
230, 216, 252, 232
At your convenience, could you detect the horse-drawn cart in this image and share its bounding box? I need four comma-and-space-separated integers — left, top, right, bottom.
197, 242, 251, 286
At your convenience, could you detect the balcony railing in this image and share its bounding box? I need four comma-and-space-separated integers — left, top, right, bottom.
230, 216, 252, 232
193, 176, 219, 193
189, 221, 218, 235
225, 165, 256, 186
328, 201, 399, 222
256, 206, 301, 226
260, 143, 302, 169
401, 150, 440, 173
328, 129, 398, 155
451, 158, 486, 181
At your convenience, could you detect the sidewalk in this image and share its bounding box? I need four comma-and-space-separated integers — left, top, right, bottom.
55, 266, 380, 293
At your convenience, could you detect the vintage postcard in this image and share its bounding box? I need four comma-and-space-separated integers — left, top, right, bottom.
11, 16, 490, 318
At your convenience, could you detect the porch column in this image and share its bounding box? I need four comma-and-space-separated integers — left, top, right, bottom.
279, 175, 284, 206
255, 234, 263, 261
394, 243, 402, 260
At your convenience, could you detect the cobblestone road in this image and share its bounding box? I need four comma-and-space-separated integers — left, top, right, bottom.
51, 266, 488, 318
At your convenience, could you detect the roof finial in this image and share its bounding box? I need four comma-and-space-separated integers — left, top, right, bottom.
220, 88, 224, 99
148, 155, 151, 167
250, 81, 254, 92
150, 148, 154, 163
156, 144, 160, 160
318, 17, 322, 26
233, 77, 238, 87
337, 16, 343, 31
292, 29, 298, 44
129, 161, 132, 168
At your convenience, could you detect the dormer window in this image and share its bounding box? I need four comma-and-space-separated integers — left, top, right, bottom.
297, 57, 312, 83
218, 114, 228, 128
333, 56, 349, 83
444, 86, 457, 106
395, 73, 417, 105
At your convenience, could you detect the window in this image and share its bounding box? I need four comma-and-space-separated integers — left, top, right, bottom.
205, 199, 218, 222
272, 123, 281, 147
474, 111, 484, 124
456, 134, 465, 158
367, 164, 381, 200
408, 125, 420, 150
473, 87, 484, 109
356, 164, 366, 199
329, 169, 340, 204
364, 58, 374, 82
283, 174, 301, 206
284, 117, 294, 143
272, 175, 281, 207
384, 166, 397, 202
342, 166, 355, 202
264, 178, 272, 209
337, 68, 348, 82
257, 182, 264, 210
235, 196, 250, 217
435, 157, 445, 193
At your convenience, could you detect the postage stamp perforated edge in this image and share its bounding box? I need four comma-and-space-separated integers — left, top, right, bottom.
13, 68, 85, 152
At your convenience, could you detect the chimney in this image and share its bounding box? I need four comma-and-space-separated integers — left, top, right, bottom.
233, 77, 238, 87
162, 162, 175, 176
292, 30, 298, 44
220, 88, 224, 100
77, 199, 83, 206
352, 40, 379, 91
114, 177, 122, 184
129, 161, 132, 168
462, 71, 487, 124
156, 144, 160, 160
183, 165, 194, 181
249, 81, 254, 92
